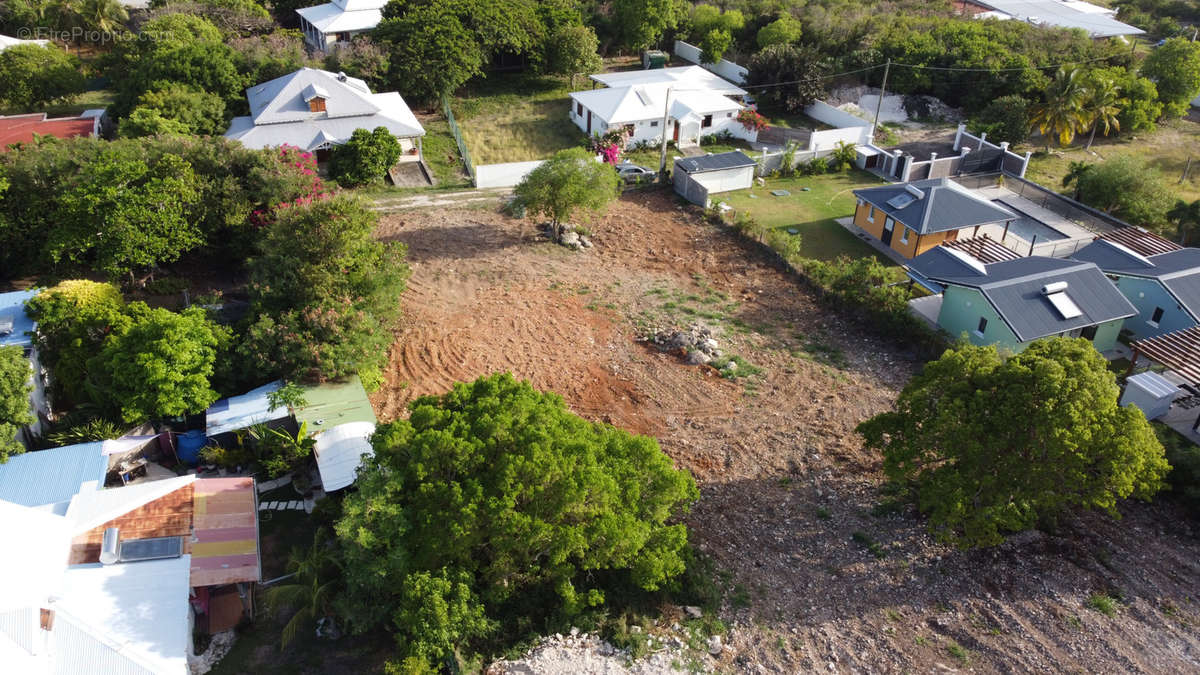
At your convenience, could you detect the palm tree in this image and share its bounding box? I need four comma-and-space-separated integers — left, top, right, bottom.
1168, 199, 1200, 245
57, 0, 128, 35
1083, 75, 1121, 150
1031, 67, 1089, 151
1061, 161, 1092, 200
262, 529, 342, 650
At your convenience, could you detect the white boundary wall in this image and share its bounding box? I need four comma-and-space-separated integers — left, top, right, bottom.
474, 160, 547, 189
804, 101, 871, 130
673, 40, 748, 84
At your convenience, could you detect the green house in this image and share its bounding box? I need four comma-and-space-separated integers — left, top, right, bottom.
907, 245, 1136, 353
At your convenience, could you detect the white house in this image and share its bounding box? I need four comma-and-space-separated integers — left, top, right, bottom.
0, 290, 48, 446
959, 0, 1144, 38
224, 68, 425, 160
297, 0, 386, 50
569, 66, 758, 148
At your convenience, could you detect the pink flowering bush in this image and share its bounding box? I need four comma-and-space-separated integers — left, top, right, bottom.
737, 109, 768, 132
588, 128, 631, 166
247, 144, 331, 226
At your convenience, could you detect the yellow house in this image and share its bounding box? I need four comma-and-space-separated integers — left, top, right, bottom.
852, 178, 1017, 260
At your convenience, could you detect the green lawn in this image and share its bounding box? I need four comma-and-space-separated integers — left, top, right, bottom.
1, 88, 115, 117
453, 73, 585, 165
621, 139, 758, 172
1023, 117, 1200, 204
717, 170, 893, 263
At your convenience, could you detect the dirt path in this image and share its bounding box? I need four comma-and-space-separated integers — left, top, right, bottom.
371, 187, 511, 212
372, 191, 1200, 673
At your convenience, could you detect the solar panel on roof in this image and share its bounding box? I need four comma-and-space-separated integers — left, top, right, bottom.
886, 194, 915, 209
1046, 292, 1083, 319
119, 536, 183, 563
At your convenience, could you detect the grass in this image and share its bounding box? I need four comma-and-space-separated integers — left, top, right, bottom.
1, 88, 115, 118
1023, 118, 1200, 204
946, 642, 971, 665
851, 531, 887, 559
717, 170, 895, 264
1087, 592, 1120, 617
453, 73, 585, 165
754, 103, 835, 130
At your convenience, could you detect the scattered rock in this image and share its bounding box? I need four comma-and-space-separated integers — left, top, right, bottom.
684, 605, 703, 619
686, 350, 712, 366
560, 231, 582, 249
707, 635, 723, 656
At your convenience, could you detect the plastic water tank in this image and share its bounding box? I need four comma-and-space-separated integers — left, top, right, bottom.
176, 429, 208, 465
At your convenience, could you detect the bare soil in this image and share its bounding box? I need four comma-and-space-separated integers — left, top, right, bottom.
372, 190, 1200, 673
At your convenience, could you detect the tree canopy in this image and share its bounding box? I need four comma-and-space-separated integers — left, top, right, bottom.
1140, 37, 1200, 118
1075, 155, 1172, 229
745, 44, 825, 114
757, 15, 802, 49
120, 84, 227, 138
513, 147, 619, 241
328, 127, 403, 187
612, 0, 686, 51
374, 4, 484, 102
0, 43, 87, 110
858, 338, 1169, 548
0, 346, 34, 463
335, 373, 699, 663
86, 305, 228, 423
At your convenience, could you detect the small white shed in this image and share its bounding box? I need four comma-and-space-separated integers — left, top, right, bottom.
1120, 371, 1179, 420
673, 151, 756, 207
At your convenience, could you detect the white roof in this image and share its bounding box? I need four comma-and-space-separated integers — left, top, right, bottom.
972, 0, 1143, 37
205, 380, 288, 437
570, 85, 742, 125
313, 422, 375, 491
331, 0, 387, 10
0, 442, 108, 508
296, 3, 383, 33
226, 69, 424, 151
1127, 371, 1179, 399
0, 500, 71, 612
55, 557, 192, 675
0, 35, 49, 50
65, 475, 195, 535
589, 66, 746, 96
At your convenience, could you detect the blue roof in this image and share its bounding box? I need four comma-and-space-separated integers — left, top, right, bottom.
0, 289, 39, 349
0, 442, 108, 507
205, 380, 288, 437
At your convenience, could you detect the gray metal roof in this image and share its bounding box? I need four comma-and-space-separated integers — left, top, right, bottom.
909, 247, 1136, 342
1072, 240, 1200, 320
854, 178, 1016, 235
0, 442, 108, 507
674, 151, 756, 174
971, 0, 1144, 38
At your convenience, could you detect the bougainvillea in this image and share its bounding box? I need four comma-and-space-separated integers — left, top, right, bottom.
589, 128, 631, 166
737, 108, 767, 132
249, 144, 330, 226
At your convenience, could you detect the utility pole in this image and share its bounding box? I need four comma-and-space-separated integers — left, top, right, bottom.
658, 86, 673, 181
870, 59, 891, 143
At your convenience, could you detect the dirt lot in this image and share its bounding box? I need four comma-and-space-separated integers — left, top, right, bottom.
372, 191, 1200, 673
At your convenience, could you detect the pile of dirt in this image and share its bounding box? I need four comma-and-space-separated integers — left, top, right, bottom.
373, 191, 1200, 672
486, 629, 698, 675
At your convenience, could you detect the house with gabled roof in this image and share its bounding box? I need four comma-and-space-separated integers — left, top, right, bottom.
852, 178, 1019, 260
296, 0, 386, 50
568, 65, 757, 148
1071, 239, 1200, 340
0, 112, 100, 152
224, 68, 424, 161
907, 245, 1136, 352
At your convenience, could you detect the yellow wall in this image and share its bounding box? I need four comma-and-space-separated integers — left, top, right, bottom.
852, 201, 958, 259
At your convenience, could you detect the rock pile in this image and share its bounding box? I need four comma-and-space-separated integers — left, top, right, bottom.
649, 324, 723, 366
541, 223, 594, 250
487, 626, 711, 675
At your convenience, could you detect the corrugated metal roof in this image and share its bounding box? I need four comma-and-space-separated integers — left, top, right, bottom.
910, 247, 1137, 341
191, 477, 260, 586
1126, 371, 1179, 399
1098, 227, 1182, 256
0, 443, 107, 507
0, 289, 39, 349
56, 557, 192, 675
854, 178, 1016, 235
971, 0, 1144, 37
589, 66, 747, 96
1073, 241, 1200, 320
313, 422, 375, 492
296, 375, 377, 433
205, 380, 288, 437
675, 151, 756, 174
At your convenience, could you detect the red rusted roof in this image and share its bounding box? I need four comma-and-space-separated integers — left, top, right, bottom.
941, 235, 1022, 264
1098, 227, 1182, 257
0, 113, 96, 150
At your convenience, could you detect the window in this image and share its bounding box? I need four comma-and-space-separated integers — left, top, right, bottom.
650, 120, 659, 127
900, 227, 910, 244
1149, 306, 1164, 326
308, 97, 326, 113
975, 317, 988, 336
727, 112, 733, 117
702, 114, 713, 128
576, 102, 583, 116
867, 206, 875, 223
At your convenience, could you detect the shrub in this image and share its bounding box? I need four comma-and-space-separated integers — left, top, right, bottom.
0, 345, 34, 462
329, 127, 404, 187
0, 43, 86, 109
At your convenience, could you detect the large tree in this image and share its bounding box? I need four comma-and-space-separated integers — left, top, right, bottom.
612, 0, 686, 51
745, 43, 825, 114
756, 14, 802, 49
0, 43, 86, 110
86, 304, 227, 423
1140, 37, 1200, 118
374, 4, 483, 102
1031, 66, 1089, 149
1082, 72, 1121, 150
120, 84, 227, 137
513, 147, 619, 242
48, 151, 203, 280
335, 373, 699, 664
541, 23, 602, 88
858, 338, 1169, 548
0, 346, 34, 463
1076, 155, 1172, 229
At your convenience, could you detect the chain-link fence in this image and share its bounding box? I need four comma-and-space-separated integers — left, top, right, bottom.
441, 94, 475, 183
